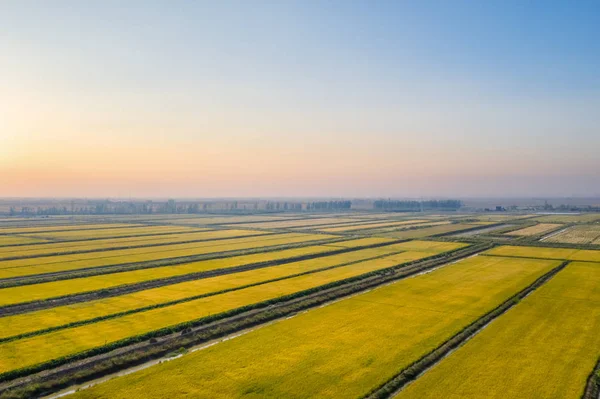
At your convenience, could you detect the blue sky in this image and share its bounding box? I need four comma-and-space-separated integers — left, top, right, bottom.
1, 1, 599, 197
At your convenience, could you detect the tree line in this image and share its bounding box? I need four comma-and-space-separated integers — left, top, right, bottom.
373, 199, 462, 211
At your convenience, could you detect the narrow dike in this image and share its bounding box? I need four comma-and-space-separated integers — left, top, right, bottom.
582, 357, 600, 399
361, 259, 571, 399
0, 244, 490, 398
0, 238, 401, 317
0, 236, 349, 289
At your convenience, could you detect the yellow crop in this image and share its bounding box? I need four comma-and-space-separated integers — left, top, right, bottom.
1, 242, 421, 339
0, 238, 391, 306
0, 223, 144, 235
485, 245, 600, 262
227, 217, 359, 229
0, 249, 452, 374
0, 233, 333, 279
22, 225, 202, 240
321, 220, 428, 232
505, 223, 562, 236
70, 255, 559, 399
546, 225, 600, 244
397, 261, 600, 399
0, 236, 48, 246
0, 229, 260, 258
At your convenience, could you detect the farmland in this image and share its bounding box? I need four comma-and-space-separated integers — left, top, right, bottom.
545, 225, 600, 244
0, 243, 465, 374
505, 223, 563, 236
1, 211, 599, 399
69, 255, 559, 399
396, 261, 600, 399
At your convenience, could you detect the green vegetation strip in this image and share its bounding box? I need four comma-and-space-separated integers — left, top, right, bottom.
0, 243, 480, 388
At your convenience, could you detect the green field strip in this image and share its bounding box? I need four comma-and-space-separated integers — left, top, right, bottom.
65, 255, 560, 399
0, 238, 388, 307
0, 229, 265, 260
0, 223, 146, 235
0, 233, 331, 280
484, 245, 600, 262
0, 242, 428, 341
396, 261, 600, 399
19, 225, 204, 241
0, 247, 459, 376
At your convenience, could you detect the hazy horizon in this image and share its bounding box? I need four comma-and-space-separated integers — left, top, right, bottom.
2, 1, 599, 198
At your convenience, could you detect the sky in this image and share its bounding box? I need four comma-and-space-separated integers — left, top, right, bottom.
1, 0, 599, 198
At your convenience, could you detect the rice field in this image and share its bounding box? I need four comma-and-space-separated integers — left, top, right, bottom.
69, 255, 559, 399
2, 211, 598, 399
484, 245, 600, 262
0, 236, 50, 246
320, 220, 429, 233
224, 217, 360, 229
533, 213, 600, 223
505, 223, 563, 236
396, 261, 600, 399
376, 223, 479, 238
0, 238, 391, 306
20, 225, 203, 241
0, 246, 464, 374
0, 223, 144, 235
0, 229, 262, 258
0, 233, 333, 279
1, 241, 453, 340
544, 225, 600, 244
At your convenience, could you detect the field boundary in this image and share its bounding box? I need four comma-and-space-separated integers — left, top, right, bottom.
361, 260, 570, 399
582, 356, 600, 399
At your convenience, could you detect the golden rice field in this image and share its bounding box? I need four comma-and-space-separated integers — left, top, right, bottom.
485, 245, 600, 262
0, 246, 464, 374
0, 238, 390, 306
20, 225, 204, 241
70, 255, 559, 399
224, 217, 360, 229
376, 223, 479, 239
505, 223, 563, 236
160, 215, 295, 225
0, 223, 144, 235
320, 220, 429, 233
545, 225, 600, 244
0, 229, 261, 258
0, 233, 333, 279
1, 241, 444, 339
0, 236, 50, 246
396, 261, 600, 399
